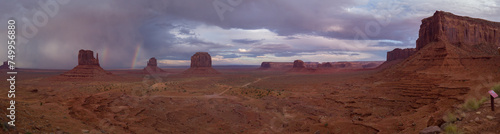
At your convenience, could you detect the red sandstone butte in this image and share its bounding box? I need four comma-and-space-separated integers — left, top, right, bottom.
383, 11, 500, 74
416, 11, 500, 51
293, 60, 305, 68
0, 61, 8, 69
183, 52, 219, 74
61, 49, 112, 77
143, 57, 165, 73
386, 48, 416, 61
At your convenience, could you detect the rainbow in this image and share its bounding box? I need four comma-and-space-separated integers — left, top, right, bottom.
131, 44, 141, 69
101, 47, 109, 66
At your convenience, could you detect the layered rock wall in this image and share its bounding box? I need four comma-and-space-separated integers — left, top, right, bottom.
387, 48, 416, 61
384, 11, 500, 75
78, 50, 100, 65
416, 11, 500, 52
183, 52, 219, 74
190, 52, 212, 68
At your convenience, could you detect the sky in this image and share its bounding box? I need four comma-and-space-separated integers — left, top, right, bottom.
0, 0, 499, 69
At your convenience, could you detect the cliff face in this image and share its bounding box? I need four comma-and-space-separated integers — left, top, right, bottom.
190, 52, 212, 68
384, 11, 500, 75
387, 48, 416, 61
183, 52, 219, 74
416, 11, 500, 52
78, 50, 100, 66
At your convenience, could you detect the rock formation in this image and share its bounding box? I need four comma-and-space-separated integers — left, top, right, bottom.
260, 62, 271, 68
190, 52, 212, 67
0, 61, 8, 69
143, 57, 165, 73
260, 62, 320, 70
293, 60, 305, 68
318, 62, 333, 68
183, 52, 219, 74
288, 60, 319, 72
147, 57, 157, 66
386, 48, 416, 61
416, 11, 500, 51
61, 49, 112, 78
383, 11, 500, 74
78, 50, 100, 65
318, 62, 357, 69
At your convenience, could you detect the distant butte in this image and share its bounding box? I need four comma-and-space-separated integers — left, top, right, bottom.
386, 48, 416, 61
0, 61, 8, 69
182, 52, 220, 74
61, 49, 112, 78
292, 60, 305, 68
143, 57, 165, 73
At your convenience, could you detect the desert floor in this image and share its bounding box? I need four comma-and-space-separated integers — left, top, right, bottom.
0, 66, 499, 134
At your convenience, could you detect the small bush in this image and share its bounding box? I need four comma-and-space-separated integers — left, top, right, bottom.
444, 124, 461, 134
443, 112, 457, 123
492, 84, 500, 94
462, 97, 487, 111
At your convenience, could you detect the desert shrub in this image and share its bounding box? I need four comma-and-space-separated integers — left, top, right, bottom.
444, 124, 462, 134
479, 97, 488, 104
443, 112, 457, 123
492, 84, 500, 94
462, 97, 487, 111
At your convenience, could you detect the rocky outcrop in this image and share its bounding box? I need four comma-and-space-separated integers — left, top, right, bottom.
289, 60, 317, 72
387, 48, 416, 61
383, 11, 500, 75
190, 52, 212, 68
318, 62, 333, 68
183, 52, 219, 74
416, 11, 500, 51
0, 61, 8, 69
293, 60, 305, 68
318, 62, 359, 69
147, 57, 158, 67
143, 57, 165, 73
61, 49, 112, 78
260, 62, 319, 69
260, 62, 293, 69
78, 50, 100, 65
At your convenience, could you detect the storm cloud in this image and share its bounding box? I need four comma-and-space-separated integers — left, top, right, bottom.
0, 0, 498, 69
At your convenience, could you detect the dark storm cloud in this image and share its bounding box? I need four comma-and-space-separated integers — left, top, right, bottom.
0, 0, 498, 68
231, 39, 263, 44
140, 19, 227, 60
